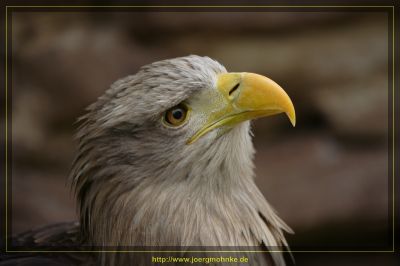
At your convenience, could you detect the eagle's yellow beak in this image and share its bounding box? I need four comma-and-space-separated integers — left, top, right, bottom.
188, 72, 296, 144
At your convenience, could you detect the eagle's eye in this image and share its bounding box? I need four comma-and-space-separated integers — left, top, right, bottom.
163, 103, 189, 127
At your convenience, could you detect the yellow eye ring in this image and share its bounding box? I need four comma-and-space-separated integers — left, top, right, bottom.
163, 103, 189, 127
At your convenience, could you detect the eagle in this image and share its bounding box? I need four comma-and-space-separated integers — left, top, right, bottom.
4, 55, 296, 265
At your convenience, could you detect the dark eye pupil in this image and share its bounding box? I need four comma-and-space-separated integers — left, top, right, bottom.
172, 109, 183, 120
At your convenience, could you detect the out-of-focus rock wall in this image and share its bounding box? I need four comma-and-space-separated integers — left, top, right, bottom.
10, 11, 390, 249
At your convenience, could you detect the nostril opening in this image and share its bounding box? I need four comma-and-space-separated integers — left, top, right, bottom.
228, 83, 240, 97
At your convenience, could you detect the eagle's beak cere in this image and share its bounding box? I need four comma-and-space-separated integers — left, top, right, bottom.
187, 72, 296, 144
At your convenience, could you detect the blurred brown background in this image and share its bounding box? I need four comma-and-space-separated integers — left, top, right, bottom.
10, 9, 391, 255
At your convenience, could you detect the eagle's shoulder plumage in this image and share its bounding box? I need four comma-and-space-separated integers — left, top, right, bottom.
11, 222, 80, 247
2, 223, 95, 266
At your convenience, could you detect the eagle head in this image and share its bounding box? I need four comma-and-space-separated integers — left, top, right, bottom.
70, 55, 295, 264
